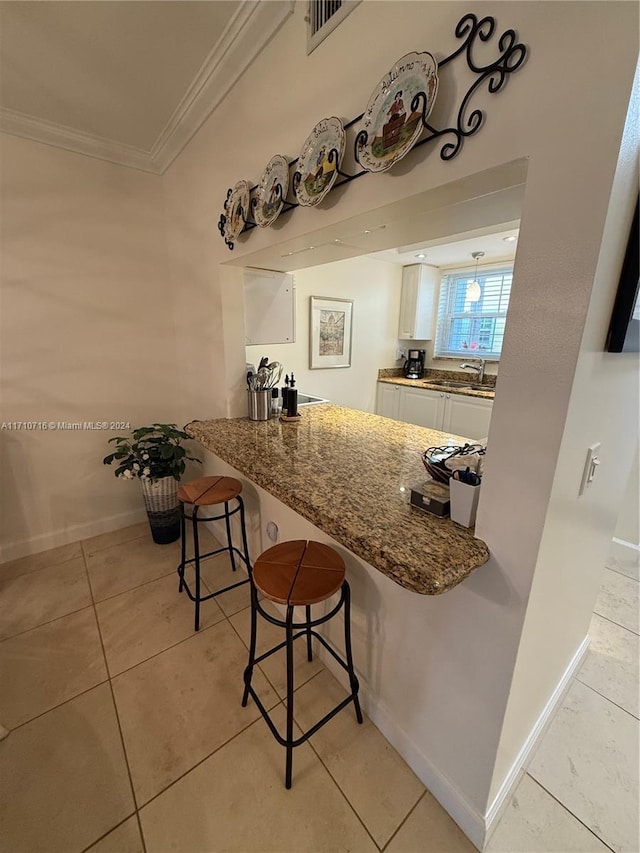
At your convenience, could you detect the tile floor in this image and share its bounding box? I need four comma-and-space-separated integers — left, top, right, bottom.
0, 524, 638, 853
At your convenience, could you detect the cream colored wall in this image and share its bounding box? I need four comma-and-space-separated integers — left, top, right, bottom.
0, 134, 180, 559
614, 447, 639, 545
246, 256, 402, 412
160, 0, 638, 839
486, 61, 640, 808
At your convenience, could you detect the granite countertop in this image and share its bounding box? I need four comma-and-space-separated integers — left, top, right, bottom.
186, 404, 489, 596
378, 368, 496, 400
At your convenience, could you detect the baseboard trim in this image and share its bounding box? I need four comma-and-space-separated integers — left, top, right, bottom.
315, 643, 486, 850
0, 508, 147, 564
482, 635, 591, 848
611, 536, 640, 559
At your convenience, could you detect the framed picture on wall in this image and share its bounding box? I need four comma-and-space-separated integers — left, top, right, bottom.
310, 296, 353, 369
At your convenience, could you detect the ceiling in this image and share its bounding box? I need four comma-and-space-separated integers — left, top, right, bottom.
367, 228, 519, 270
0, 1, 294, 173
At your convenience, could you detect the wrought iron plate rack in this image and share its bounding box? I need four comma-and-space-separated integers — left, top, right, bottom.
218, 13, 528, 250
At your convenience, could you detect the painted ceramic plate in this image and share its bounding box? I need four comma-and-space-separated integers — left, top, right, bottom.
357, 51, 439, 173
224, 180, 251, 241
254, 155, 289, 227
294, 117, 345, 207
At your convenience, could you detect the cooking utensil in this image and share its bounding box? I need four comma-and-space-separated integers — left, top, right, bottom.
269, 363, 283, 389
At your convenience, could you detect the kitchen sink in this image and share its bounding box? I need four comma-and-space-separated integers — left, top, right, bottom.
423, 380, 492, 392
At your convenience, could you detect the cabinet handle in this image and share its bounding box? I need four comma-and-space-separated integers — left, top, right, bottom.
440, 393, 444, 397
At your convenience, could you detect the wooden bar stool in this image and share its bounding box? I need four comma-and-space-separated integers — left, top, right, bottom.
177, 475, 251, 631
242, 539, 363, 788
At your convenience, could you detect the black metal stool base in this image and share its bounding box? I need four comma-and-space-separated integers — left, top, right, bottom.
177, 495, 251, 631
242, 581, 363, 788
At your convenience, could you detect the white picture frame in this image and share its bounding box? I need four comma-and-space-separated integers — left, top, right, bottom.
309, 296, 353, 369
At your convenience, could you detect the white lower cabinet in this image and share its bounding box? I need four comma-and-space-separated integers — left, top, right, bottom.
398, 386, 444, 429
376, 382, 493, 440
443, 393, 493, 440
376, 382, 402, 419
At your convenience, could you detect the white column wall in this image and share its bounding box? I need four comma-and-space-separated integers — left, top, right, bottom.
487, 59, 640, 810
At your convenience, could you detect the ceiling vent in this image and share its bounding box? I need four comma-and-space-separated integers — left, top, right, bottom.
307, 1, 360, 54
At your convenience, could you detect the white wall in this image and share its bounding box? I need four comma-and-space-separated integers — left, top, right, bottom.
158, 0, 638, 841
246, 256, 402, 412
486, 59, 640, 809
614, 447, 639, 546
0, 134, 180, 560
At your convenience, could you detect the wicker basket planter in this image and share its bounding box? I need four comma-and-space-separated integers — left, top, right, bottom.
140, 476, 180, 545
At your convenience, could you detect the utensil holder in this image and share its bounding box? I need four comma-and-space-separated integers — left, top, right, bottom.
449, 479, 481, 528
248, 389, 270, 421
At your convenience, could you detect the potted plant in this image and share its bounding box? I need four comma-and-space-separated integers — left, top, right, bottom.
103, 423, 200, 544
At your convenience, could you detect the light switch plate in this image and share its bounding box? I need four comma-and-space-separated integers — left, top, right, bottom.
579, 443, 601, 496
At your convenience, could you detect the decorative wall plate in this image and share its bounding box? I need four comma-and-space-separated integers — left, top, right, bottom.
294, 117, 345, 207
224, 180, 251, 241
356, 51, 439, 173
254, 155, 289, 227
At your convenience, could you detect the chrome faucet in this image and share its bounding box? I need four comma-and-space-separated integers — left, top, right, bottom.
460, 358, 486, 384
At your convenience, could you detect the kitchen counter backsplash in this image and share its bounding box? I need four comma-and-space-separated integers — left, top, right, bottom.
378, 367, 496, 399
379, 367, 497, 388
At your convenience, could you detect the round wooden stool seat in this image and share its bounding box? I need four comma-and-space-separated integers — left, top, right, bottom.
176, 475, 250, 632
177, 475, 242, 507
243, 538, 362, 787
253, 540, 346, 607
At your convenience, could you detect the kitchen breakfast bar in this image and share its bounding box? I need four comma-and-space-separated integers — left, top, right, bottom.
186, 403, 495, 842
186, 403, 489, 595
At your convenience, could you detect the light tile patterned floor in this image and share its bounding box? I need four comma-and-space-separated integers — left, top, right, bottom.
0, 526, 638, 852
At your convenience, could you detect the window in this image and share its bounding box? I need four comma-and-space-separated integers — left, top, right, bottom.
307, 1, 360, 53
434, 265, 513, 359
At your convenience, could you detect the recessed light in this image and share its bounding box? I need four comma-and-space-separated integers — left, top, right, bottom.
415, 253, 426, 259
503, 235, 517, 243
334, 238, 342, 244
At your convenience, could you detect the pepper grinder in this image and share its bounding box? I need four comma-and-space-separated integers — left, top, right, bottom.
287, 374, 298, 417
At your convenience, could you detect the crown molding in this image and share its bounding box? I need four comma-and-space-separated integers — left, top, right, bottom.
150, 0, 295, 173
0, 0, 295, 175
0, 106, 159, 173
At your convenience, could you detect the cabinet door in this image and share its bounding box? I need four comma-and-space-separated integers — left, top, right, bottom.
443, 394, 493, 441
398, 264, 437, 340
376, 383, 401, 420
398, 266, 420, 339
398, 386, 445, 429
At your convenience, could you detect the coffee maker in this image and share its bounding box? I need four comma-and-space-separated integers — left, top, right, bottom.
403, 349, 426, 379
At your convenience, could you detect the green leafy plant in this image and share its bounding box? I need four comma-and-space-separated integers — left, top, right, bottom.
103, 423, 200, 482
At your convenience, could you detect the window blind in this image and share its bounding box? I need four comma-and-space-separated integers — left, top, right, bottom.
434, 265, 513, 359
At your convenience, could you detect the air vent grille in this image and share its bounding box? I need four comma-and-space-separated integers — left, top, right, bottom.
307, 0, 360, 53
310, 0, 342, 34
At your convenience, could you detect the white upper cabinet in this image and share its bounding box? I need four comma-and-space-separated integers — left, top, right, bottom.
398, 264, 438, 340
